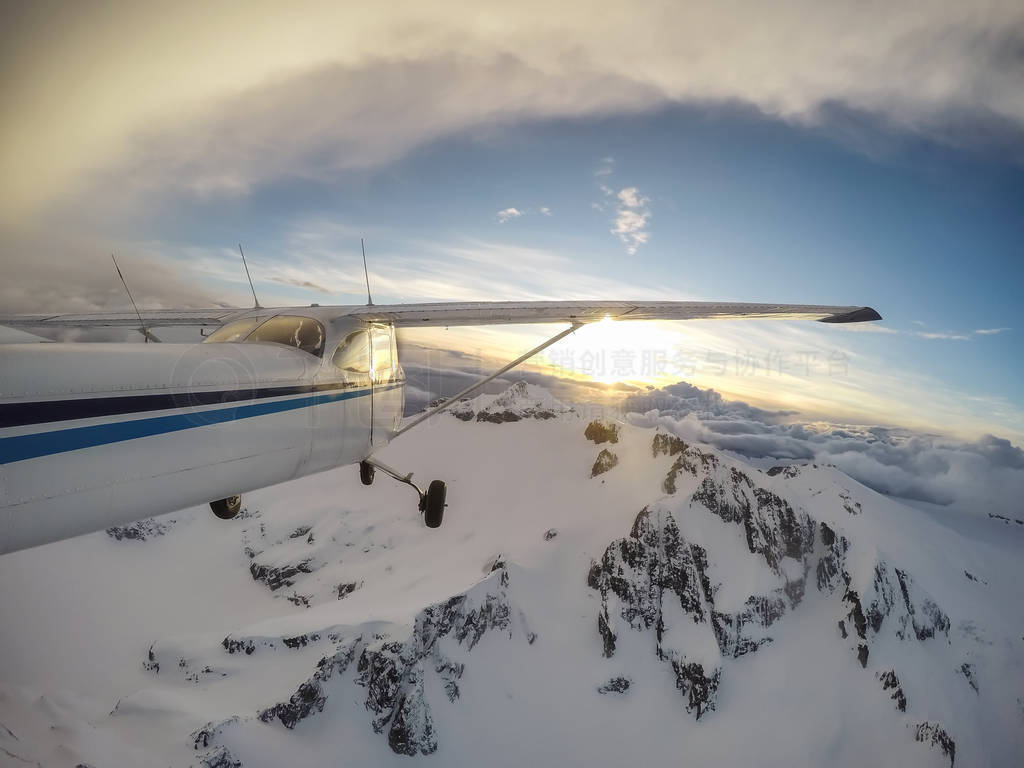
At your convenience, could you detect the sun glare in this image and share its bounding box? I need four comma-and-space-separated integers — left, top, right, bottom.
541, 317, 684, 386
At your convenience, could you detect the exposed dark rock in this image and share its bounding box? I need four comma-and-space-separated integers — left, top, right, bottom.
988, 512, 1024, 525
386, 665, 436, 756
597, 605, 616, 658
249, 559, 315, 592
106, 518, 175, 541
591, 449, 619, 477
543, 528, 559, 541
337, 581, 361, 599
877, 669, 907, 711
591, 448, 954, 736
200, 747, 242, 768
893, 568, 951, 641
585, 420, 620, 444
672, 660, 721, 720
767, 465, 801, 479
222, 637, 256, 656
191, 716, 242, 768
477, 409, 524, 423
912, 722, 956, 767
652, 433, 688, 457
597, 676, 631, 694
959, 662, 979, 694
588, 506, 732, 716
263, 565, 531, 756
283, 633, 321, 650
474, 381, 572, 423
143, 645, 160, 673
663, 446, 719, 495
839, 489, 862, 515
289, 525, 312, 539
260, 637, 361, 729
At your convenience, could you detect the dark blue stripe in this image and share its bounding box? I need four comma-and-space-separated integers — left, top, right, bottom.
0, 380, 373, 429
0, 383, 401, 465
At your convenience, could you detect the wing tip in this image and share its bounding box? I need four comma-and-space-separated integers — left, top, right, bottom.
819, 306, 883, 324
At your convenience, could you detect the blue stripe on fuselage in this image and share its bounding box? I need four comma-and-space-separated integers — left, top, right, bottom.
0, 383, 399, 465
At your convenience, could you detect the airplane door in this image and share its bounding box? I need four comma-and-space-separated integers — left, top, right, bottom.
310, 329, 372, 471
370, 323, 402, 449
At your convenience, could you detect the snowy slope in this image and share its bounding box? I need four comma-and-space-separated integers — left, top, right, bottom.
0, 383, 1021, 767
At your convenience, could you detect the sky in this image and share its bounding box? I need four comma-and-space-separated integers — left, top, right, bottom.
1, 0, 1022, 441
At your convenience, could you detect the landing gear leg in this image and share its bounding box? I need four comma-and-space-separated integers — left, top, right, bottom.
362, 457, 447, 528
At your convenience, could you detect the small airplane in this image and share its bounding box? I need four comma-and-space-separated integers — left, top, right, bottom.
0, 298, 881, 554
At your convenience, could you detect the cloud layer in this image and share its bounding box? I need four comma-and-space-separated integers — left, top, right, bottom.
3, 1, 1024, 221
622, 381, 1024, 520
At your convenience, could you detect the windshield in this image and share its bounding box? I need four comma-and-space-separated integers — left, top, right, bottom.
245, 315, 325, 357
203, 315, 326, 357
203, 318, 262, 343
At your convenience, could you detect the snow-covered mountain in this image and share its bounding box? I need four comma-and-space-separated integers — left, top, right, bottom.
0, 382, 1021, 767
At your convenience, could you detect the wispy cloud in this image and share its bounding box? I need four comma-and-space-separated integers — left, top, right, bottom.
611, 186, 651, 255
974, 327, 1012, 336
594, 157, 615, 177
845, 325, 1013, 342
916, 331, 971, 341
270, 276, 333, 293
497, 206, 551, 223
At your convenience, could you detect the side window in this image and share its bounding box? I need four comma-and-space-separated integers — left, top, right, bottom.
244, 315, 325, 357
371, 326, 393, 381
332, 331, 370, 374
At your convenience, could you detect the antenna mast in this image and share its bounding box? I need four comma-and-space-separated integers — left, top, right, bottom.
111, 254, 157, 343
238, 243, 261, 308
361, 238, 374, 306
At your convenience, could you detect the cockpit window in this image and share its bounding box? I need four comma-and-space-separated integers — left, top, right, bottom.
203, 317, 262, 343
243, 315, 326, 357
332, 331, 370, 373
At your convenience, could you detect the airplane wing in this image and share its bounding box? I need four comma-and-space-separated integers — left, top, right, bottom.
0, 301, 881, 332
0, 308, 244, 329
346, 301, 882, 327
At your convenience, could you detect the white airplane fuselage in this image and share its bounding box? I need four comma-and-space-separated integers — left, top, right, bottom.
0, 314, 404, 554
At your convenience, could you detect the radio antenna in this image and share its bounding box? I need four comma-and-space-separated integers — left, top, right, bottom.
111, 254, 158, 343
361, 238, 374, 306
238, 243, 261, 308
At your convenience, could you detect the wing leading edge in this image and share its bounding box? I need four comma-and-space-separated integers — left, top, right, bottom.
0, 301, 881, 332
0, 308, 244, 329
345, 300, 882, 327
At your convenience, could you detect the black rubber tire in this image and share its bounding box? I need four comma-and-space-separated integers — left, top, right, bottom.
423, 480, 446, 528
210, 495, 242, 520
359, 461, 375, 486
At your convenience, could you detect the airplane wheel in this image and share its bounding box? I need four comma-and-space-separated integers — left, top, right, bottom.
423, 480, 446, 529
359, 461, 375, 486
210, 495, 242, 520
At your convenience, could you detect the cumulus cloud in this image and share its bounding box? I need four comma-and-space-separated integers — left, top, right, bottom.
497, 207, 524, 223
622, 380, 1024, 520
611, 186, 651, 255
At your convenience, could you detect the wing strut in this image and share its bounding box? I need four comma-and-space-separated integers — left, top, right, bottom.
394, 322, 582, 438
